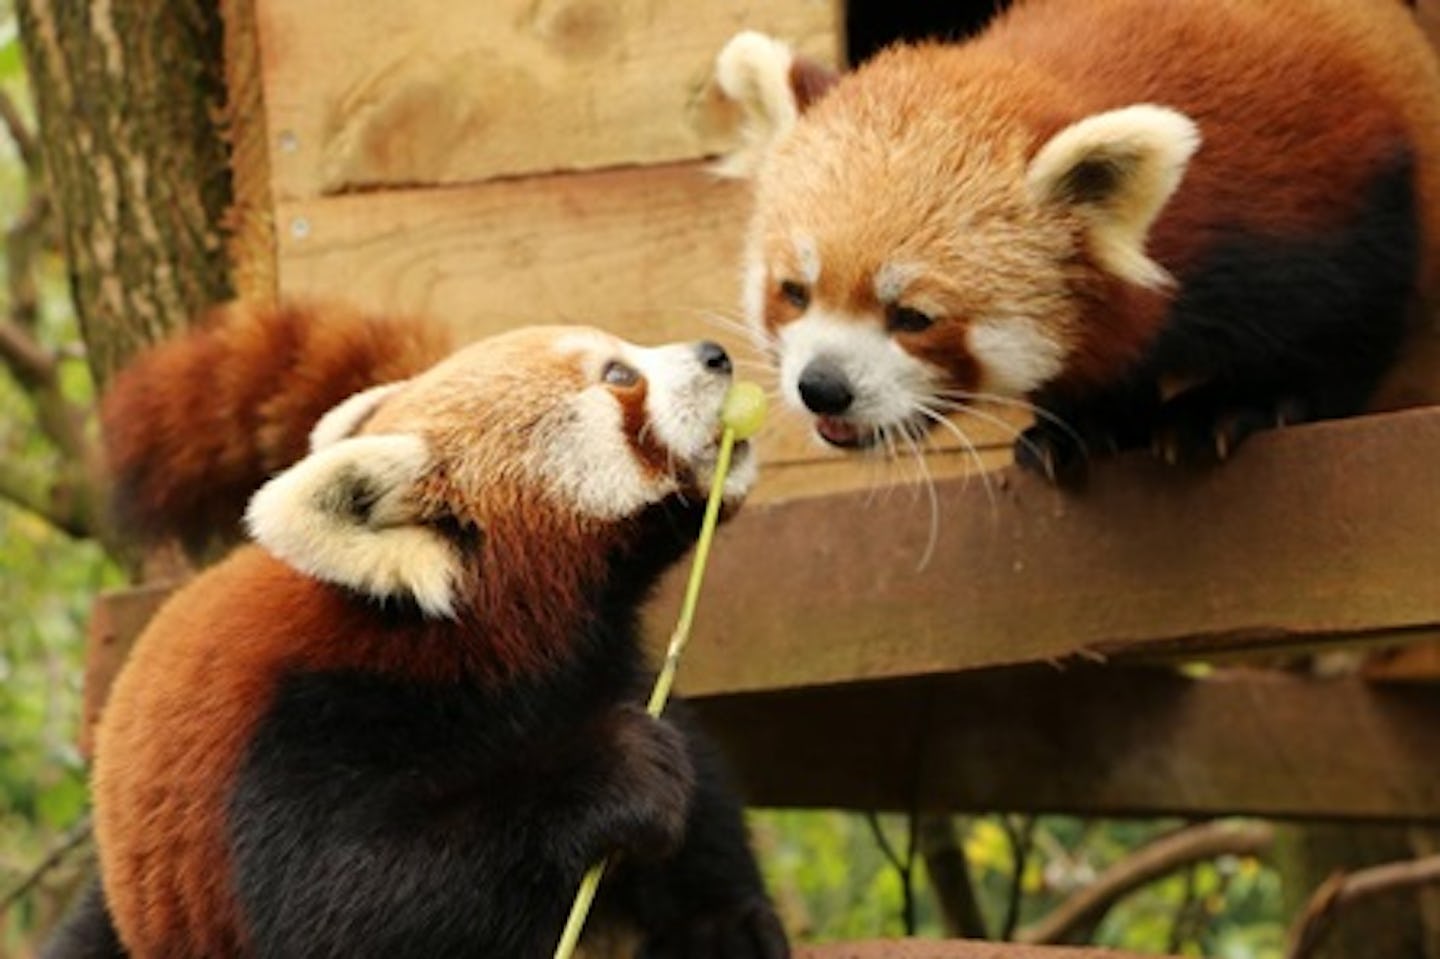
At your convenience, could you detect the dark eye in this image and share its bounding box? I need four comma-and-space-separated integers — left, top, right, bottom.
779, 280, 810, 310
602, 360, 641, 388
887, 304, 935, 334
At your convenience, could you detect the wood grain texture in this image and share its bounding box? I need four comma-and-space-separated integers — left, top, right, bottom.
693, 666, 1440, 821
274, 161, 1024, 467
647, 407, 1440, 696
254, 0, 838, 200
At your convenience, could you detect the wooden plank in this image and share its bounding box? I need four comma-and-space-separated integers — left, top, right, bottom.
80, 581, 187, 757
691, 666, 1440, 821
798, 943, 1163, 959
274, 162, 1024, 467
254, 0, 838, 200
648, 406, 1440, 696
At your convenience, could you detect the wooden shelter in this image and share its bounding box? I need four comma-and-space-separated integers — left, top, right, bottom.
84, 0, 1440, 955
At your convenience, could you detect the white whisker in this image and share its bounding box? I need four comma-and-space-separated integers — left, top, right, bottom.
932, 389, 1086, 453
899, 426, 940, 571
912, 404, 998, 515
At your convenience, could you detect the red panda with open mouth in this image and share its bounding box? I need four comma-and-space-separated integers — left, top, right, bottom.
716, 0, 1440, 482
49, 303, 784, 959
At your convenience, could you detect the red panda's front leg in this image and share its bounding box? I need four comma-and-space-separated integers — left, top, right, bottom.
607, 704, 790, 959
1016, 379, 1163, 486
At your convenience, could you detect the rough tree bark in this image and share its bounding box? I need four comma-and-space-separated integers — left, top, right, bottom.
15, 0, 235, 391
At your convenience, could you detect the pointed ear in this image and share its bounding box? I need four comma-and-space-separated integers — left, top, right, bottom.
1027, 105, 1200, 289
308, 381, 408, 451
713, 31, 839, 178
245, 434, 462, 618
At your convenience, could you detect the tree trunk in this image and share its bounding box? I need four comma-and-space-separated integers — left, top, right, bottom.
15, 0, 235, 391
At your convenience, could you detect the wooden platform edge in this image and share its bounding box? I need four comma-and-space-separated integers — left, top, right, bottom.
652, 406, 1440, 696
692, 665, 1440, 822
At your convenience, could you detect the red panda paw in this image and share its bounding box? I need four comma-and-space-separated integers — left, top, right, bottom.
607, 705, 697, 859
639, 897, 790, 959
1150, 386, 1311, 466
1015, 421, 1092, 488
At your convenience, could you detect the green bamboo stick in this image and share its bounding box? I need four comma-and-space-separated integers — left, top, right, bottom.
551, 426, 741, 959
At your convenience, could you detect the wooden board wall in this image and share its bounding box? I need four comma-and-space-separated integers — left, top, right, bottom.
274, 159, 1023, 486
255, 0, 838, 199
694, 666, 1440, 821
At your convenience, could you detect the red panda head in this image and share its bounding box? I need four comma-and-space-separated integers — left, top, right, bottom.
245, 326, 753, 621
715, 34, 1199, 449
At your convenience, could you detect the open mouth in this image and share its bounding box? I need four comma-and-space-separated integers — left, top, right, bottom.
815, 415, 878, 450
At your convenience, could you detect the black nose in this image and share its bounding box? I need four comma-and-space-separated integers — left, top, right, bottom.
797, 359, 854, 415
696, 340, 732, 375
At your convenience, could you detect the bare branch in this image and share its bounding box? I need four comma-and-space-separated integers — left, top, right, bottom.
1019, 820, 1274, 946
7, 192, 51, 331
0, 168, 106, 543
1288, 854, 1440, 959
919, 813, 990, 940
0, 316, 55, 385
0, 86, 39, 172
1001, 815, 1037, 941
0, 455, 95, 538
0, 816, 92, 913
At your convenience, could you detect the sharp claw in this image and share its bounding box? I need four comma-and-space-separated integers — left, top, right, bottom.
1041, 444, 1058, 483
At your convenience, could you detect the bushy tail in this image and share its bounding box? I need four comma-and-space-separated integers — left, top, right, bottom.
101, 300, 452, 555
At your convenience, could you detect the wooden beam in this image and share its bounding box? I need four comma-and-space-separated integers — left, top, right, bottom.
254, 0, 838, 200
80, 580, 185, 757
691, 665, 1440, 821
798, 942, 1166, 959
652, 407, 1440, 696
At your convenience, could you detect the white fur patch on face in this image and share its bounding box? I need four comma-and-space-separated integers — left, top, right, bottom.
968, 318, 1068, 396
308, 381, 408, 451
538, 387, 666, 521
713, 31, 799, 178
245, 434, 461, 619
1027, 104, 1200, 290
874, 262, 922, 305
778, 314, 935, 429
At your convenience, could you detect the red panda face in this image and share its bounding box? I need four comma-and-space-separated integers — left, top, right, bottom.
720, 38, 1199, 450
245, 326, 753, 618
744, 130, 1079, 449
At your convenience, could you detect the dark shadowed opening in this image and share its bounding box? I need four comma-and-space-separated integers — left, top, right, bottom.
846, 0, 1013, 64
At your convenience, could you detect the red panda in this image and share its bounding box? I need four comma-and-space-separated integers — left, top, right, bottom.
715, 0, 1440, 482
51, 303, 786, 958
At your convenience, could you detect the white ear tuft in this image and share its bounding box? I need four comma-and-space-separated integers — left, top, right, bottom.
245, 434, 462, 619
1027, 105, 1201, 289
713, 31, 801, 178
309, 381, 408, 451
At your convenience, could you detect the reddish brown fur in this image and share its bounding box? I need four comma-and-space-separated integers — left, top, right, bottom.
101, 300, 452, 553
92, 540, 614, 955
753, 0, 1440, 395
88, 307, 759, 955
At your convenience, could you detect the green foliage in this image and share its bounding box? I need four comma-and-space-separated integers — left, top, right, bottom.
1, 10, 120, 952
753, 810, 1285, 957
